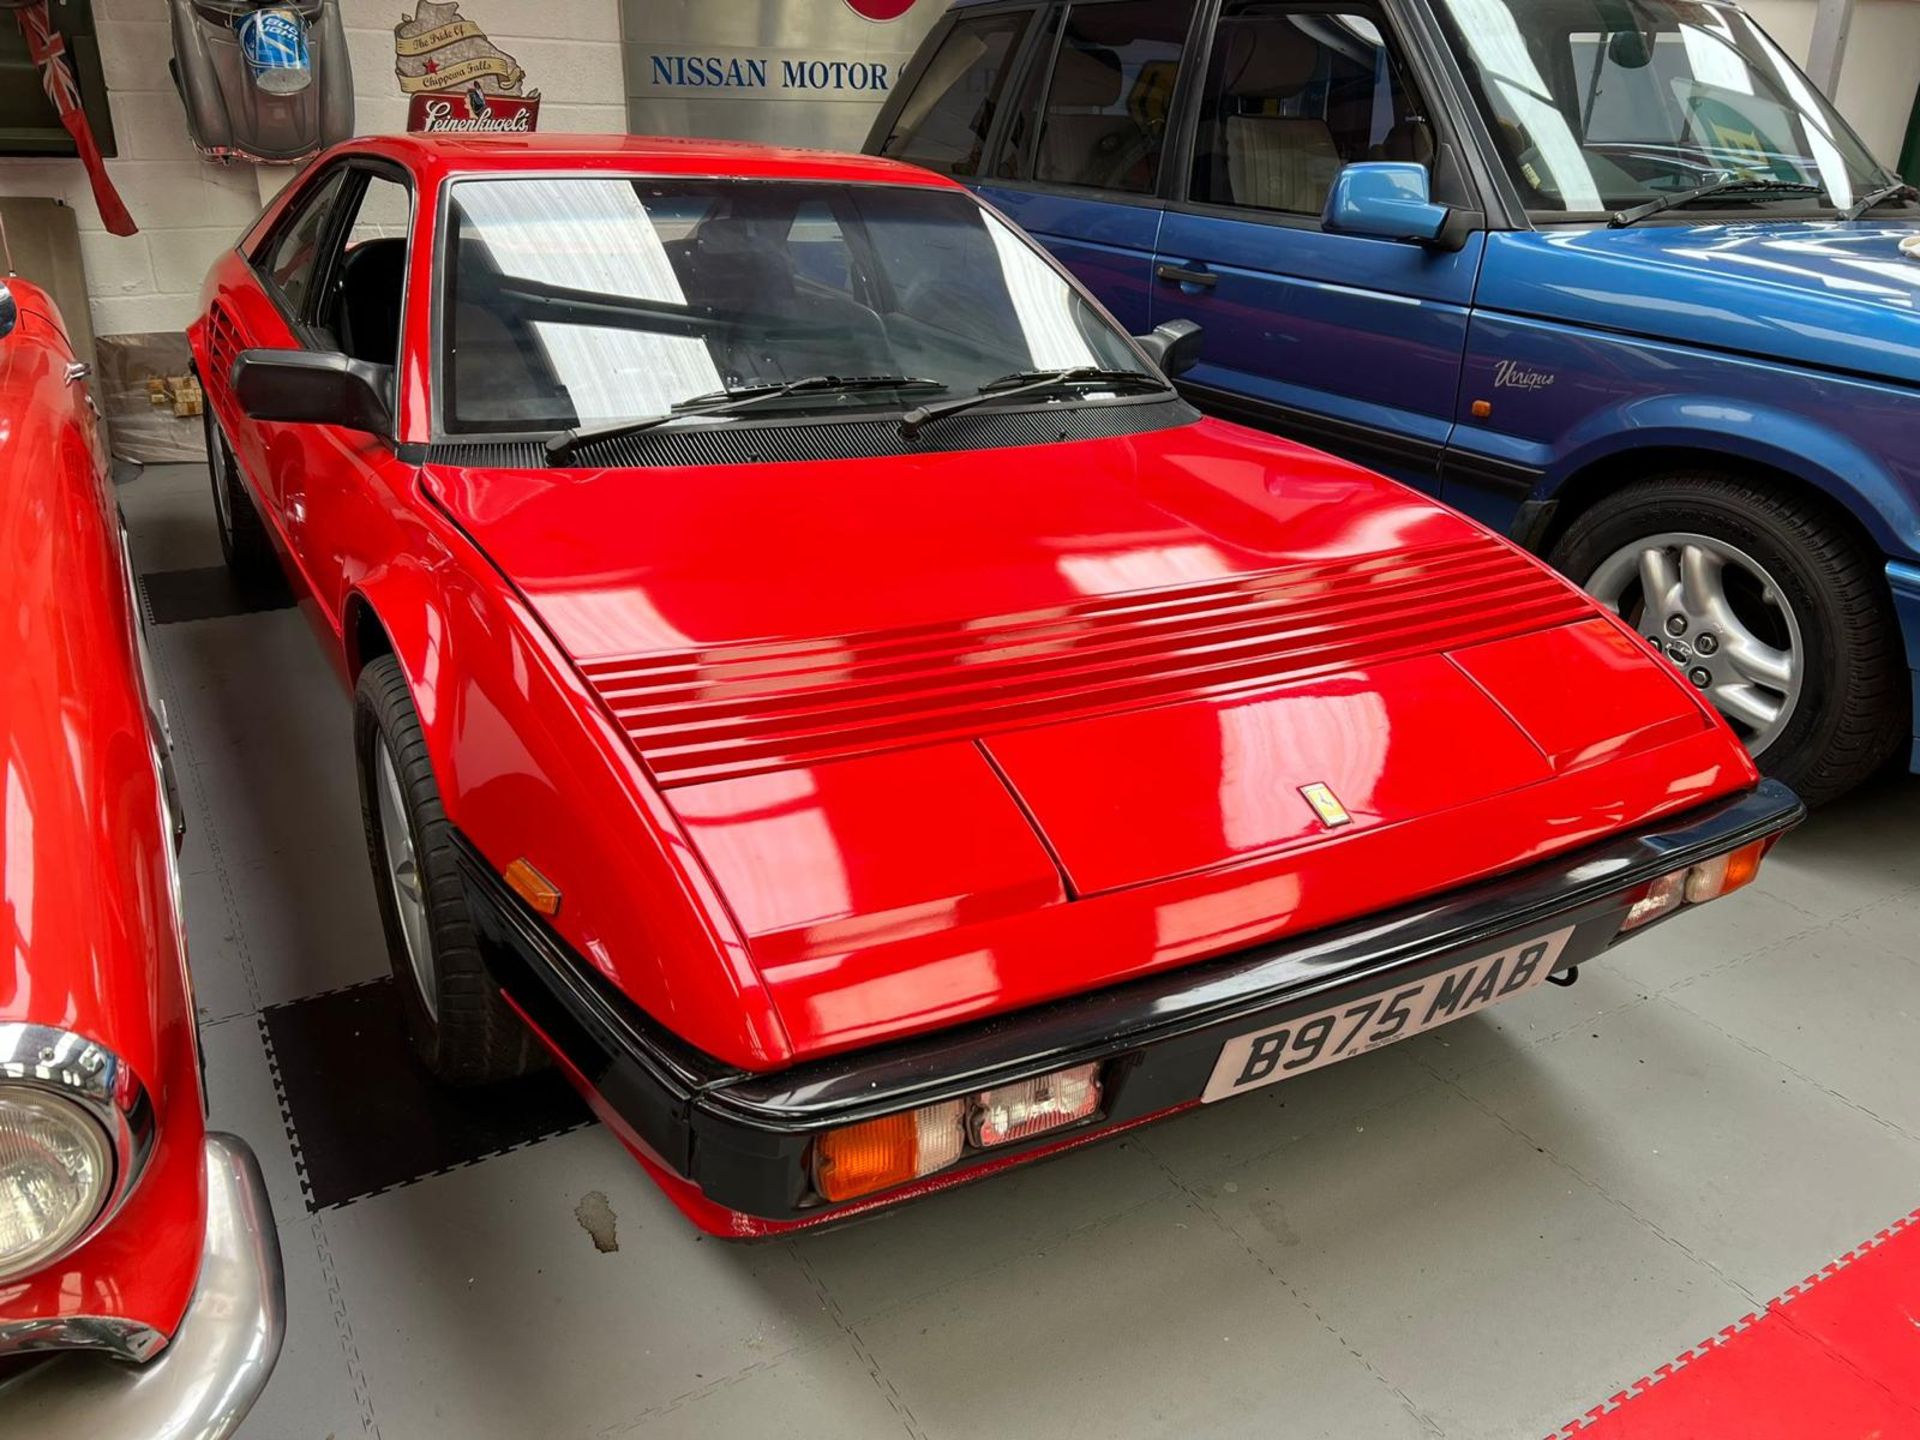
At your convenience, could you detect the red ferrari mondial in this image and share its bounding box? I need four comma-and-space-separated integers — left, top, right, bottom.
0, 277, 282, 1430
191, 135, 1800, 1235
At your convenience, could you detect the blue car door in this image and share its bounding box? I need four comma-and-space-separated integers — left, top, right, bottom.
974, 0, 1206, 335
1150, 3, 1483, 494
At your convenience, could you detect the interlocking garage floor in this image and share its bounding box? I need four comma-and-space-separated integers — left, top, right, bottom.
120, 459, 1920, 1440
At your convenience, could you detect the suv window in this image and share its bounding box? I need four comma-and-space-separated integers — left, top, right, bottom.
265, 167, 348, 315
1189, 5, 1432, 218
1025, 0, 1197, 195
876, 11, 1034, 178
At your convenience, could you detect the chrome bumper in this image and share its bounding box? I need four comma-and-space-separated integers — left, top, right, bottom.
0, 1133, 286, 1439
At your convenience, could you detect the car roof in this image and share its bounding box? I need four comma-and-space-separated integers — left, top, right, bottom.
339, 132, 955, 188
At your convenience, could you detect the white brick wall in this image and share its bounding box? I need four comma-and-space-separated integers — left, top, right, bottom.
0, 0, 627, 337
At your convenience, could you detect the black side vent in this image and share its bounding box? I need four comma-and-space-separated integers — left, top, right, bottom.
425, 397, 1200, 470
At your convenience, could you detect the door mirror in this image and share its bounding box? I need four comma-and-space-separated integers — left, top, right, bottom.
0, 282, 16, 341
231, 348, 392, 435
1323, 163, 1452, 246
1134, 319, 1203, 379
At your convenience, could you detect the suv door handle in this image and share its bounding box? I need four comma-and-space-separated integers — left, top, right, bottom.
1155, 263, 1218, 288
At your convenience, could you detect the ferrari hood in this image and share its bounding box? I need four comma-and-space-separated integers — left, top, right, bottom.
427, 421, 1731, 1050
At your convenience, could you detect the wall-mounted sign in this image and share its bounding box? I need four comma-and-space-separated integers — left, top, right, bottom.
394, 1, 531, 98
395, 2, 538, 134
407, 86, 539, 133
623, 0, 940, 149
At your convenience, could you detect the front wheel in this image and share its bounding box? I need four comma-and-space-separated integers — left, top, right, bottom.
355, 655, 543, 1084
201, 403, 277, 585
1550, 472, 1907, 807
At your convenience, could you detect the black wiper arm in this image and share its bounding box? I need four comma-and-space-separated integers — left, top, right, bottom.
546, 374, 944, 461
1610, 175, 1822, 228
1841, 179, 1920, 222
897, 367, 1171, 439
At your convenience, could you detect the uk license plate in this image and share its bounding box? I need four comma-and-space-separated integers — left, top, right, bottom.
1200, 927, 1575, 1102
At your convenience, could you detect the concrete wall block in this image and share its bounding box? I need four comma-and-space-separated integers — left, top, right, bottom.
97, 21, 180, 94
150, 228, 246, 295
108, 90, 203, 163
91, 290, 200, 337
77, 230, 156, 297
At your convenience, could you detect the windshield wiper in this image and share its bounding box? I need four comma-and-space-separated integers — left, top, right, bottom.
1841, 178, 1920, 222
897, 367, 1172, 440
546, 374, 945, 462
1609, 175, 1823, 228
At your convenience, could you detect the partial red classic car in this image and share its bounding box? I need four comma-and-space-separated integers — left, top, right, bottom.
190, 134, 1801, 1235
0, 277, 282, 1430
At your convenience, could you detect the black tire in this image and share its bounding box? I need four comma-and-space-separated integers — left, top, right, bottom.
1550, 472, 1908, 808
202, 403, 278, 586
355, 655, 542, 1084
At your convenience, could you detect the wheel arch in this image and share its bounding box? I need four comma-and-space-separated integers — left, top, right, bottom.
1536, 429, 1903, 583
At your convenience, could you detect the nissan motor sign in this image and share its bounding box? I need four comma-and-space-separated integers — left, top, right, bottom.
621, 0, 943, 151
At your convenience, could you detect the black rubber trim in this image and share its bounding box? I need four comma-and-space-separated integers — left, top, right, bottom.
1178, 379, 1445, 479
1442, 447, 1544, 501
1507, 497, 1561, 554
454, 778, 1802, 1220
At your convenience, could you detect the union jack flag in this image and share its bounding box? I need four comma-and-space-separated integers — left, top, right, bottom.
14, 0, 137, 235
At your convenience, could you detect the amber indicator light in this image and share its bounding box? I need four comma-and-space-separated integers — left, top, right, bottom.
504, 858, 562, 916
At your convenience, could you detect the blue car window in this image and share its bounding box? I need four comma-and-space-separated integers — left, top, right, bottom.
1026, 0, 1199, 196
1188, 5, 1432, 218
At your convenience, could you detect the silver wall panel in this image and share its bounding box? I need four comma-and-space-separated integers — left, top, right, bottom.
621, 0, 945, 152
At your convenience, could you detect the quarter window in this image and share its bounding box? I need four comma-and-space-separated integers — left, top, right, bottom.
1189, 5, 1433, 218
1028, 0, 1197, 195
264, 168, 348, 316
876, 11, 1034, 178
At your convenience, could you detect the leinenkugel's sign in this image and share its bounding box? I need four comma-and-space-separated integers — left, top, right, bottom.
623, 0, 941, 150
396, 1, 540, 133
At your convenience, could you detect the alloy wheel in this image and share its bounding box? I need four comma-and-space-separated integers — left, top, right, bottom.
1584, 531, 1803, 755
374, 739, 437, 1020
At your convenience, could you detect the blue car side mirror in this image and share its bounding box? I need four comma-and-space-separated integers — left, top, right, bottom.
1323, 163, 1454, 247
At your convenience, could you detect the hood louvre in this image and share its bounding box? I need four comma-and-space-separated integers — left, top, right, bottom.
581, 534, 1592, 787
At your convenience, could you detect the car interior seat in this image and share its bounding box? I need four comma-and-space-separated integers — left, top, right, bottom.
1035, 45, 1150, 189
335, 237, 405, 367
1213, 22, 1342, 214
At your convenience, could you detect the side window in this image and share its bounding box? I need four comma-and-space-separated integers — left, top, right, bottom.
877, 11, 1034, 178
318, 172, 412, 369
1029, 0, 1198, 195
1189, 6, 1434, 218
264, 168, 348, 316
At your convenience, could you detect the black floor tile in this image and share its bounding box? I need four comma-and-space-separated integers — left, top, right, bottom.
140, 565, 293, 624
263, 978, 590, 1211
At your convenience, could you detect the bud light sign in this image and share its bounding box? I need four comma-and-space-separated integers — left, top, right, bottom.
238, 7, 312, 95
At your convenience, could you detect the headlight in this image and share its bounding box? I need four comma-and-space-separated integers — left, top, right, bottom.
0, 1090, 113, 1282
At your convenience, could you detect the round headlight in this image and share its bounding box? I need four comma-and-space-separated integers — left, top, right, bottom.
0, 1089, 113, 1282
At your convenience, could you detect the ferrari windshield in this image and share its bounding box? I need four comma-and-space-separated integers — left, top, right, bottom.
1430, 0, 1907, 218
439, 177, 1152, 434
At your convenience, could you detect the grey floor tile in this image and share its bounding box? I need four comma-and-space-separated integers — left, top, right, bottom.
608, 1336, 912, 1440
182, 862, 257, 1023
1454, 993, 1920, 1300
1751, 777, 1920, 918
859, 1193, 1435, 1440
236, 1215, 374, 1440
1842, 890, 1920, 962
1195, 1081, 1743, 1440
228, 840, 391, 1010
120, 463, 228, 574
1603, 885, 1827, 992
202, 1015, 309, 1224
1137, 1037, 1432, 1181
1667, 928, 1920, 1137
797, 1133, 1177, 1326
323, 1127, 840, 1440
1393, 958, 1651, 1081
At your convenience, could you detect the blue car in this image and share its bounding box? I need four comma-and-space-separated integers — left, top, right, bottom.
869, 0, 1920, 805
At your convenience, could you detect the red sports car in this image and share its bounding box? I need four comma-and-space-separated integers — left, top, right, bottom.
0, 277, 283, 1430
190, 135, 1801, 1236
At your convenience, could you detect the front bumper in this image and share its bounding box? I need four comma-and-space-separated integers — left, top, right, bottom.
459, 778, 1804, 1233
0, 1133, 286, 1439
